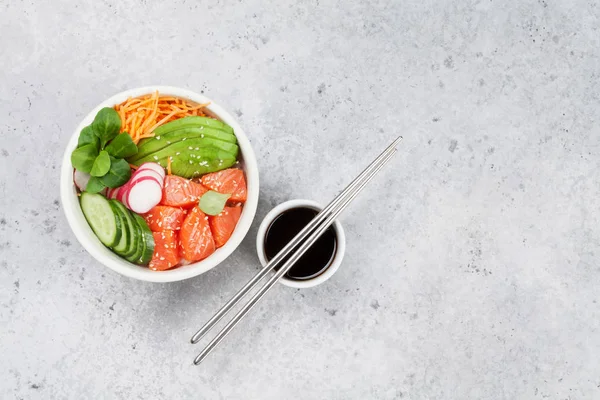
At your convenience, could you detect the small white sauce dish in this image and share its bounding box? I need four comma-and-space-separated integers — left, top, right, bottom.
255, 199, 346, 289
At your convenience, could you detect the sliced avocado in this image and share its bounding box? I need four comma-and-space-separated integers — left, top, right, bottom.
128, 127, 237, 162
131, 137, 238, 166
153, 116, 234, 136
153, 147, 237, 178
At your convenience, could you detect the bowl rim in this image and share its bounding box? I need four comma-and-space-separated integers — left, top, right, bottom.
60, 85, 259, 283
255, 199, 346, 289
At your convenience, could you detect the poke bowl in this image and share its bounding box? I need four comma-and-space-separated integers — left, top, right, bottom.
60, 86, 259, 282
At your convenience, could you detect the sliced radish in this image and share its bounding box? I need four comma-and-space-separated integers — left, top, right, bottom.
129, 176, 162, 188
117, 183, 131, 205
131, 169, 163, 186
126, 179, 163, 213
73, 170, 91, 191
107, 187, 121, 200
138, 162, 166, 179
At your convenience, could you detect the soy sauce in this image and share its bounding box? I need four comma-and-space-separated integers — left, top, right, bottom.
264, 207, 337, 280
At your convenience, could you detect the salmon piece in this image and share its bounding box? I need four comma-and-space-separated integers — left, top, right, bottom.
209, 206, 242, 248
149, 230, 180, 271
201, 168, 247, 202
180, 206, 216, 262
143, 205, 186, 231
161, 175, 208, 208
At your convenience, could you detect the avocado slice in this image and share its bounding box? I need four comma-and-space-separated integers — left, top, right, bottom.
153, 147, 237, 178
153, 116, 234, 136
129, 127, 237, 162
131, 137, 239, 166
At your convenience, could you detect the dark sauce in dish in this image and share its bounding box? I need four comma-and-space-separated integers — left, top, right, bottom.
264, 207, 337, 280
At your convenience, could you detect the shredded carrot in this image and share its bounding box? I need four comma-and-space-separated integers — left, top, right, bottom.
167, 157, 172, 175
129, 164, 139, 170
113, 91, 211, 144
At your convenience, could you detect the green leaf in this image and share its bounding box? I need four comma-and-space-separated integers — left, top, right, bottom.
100, 157, 132, 188
198, 190, 231, 216
105, 133, 138, 158
92, 107, 122, 147
71, 144, 99, 173
77, 125, 100, 149
85, 176, 106, 193
90, 150, 111, 177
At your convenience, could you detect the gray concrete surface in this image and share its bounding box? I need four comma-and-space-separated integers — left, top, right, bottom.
1, 0, 599, 399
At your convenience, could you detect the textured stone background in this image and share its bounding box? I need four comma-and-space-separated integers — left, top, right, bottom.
1, 0, 599, 399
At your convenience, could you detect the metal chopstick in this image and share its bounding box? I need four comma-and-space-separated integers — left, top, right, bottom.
192, 143, 399, 364
190, 135, 403, 345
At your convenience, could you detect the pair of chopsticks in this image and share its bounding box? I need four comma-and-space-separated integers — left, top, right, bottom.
190, 136, 403, 364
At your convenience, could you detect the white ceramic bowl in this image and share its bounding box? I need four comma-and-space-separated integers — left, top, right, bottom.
60, 86, 259, 282
256, 199, 346, 289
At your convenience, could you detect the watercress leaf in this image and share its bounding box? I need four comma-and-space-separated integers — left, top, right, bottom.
198, 190, 231, 216
105, 133, 138, 158
77, 125, 100, 149
85, 176, 106, 194
90, 150, 111, 177
100, 157, 131, 188
71, 144, 99, 173
92, 107, 122, 147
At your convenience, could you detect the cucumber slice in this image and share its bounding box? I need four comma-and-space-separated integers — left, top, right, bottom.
80, 192, 121, 247
109, 201, 129, 255
112, 201, 138, 258
124, 221, 143, 264
132, 213, 154, 265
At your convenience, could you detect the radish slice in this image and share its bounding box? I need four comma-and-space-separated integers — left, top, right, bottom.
138, 162, 166, 179
129, 176, 162, 187
131, 169, 163, 185
73, 170, 91, 191
107, 187, 121, 200
117, 184, 131, 205
126, 179, 163, 213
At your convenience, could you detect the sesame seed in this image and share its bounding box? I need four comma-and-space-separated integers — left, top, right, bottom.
195, 147, 199, 150
201, 134, 204, 138
153, 156, 158, 160
160, 257, 165, 261
176, 152, 180, 155
189, 160, 193, 164
166, 141, 171, 144
156, 136, 161, 140
182, 138, 187, 141
188, 147, 193, 150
